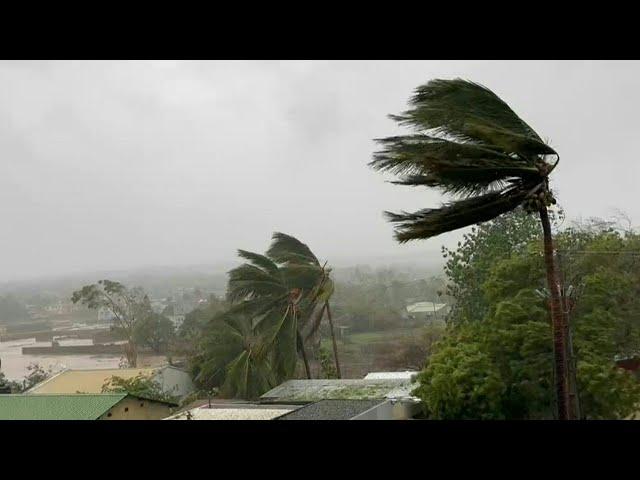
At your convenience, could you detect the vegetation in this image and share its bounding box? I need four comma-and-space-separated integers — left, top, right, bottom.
101, 373, 178, 404
0, 362, 51, 393
71, 280, 154, 367
0, 294, 29, 324
188, 232, 341, 399
133, 312, 175, 354
413, 212, 640, 419
371, 78, 571, 418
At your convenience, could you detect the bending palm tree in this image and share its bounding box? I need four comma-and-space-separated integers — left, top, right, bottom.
193, 310, 279, 399
267, 233, 341, 378
370, 79, 570, 420
227, 233, 340, 379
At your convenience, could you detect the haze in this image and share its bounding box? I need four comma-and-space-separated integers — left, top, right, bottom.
1, 60, 637, 282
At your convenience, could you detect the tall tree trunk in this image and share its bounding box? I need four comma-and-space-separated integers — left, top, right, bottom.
539, 207, 570, 420
324, 301, 342, 379
296, 330, 312, 379
124, 340, 137, 368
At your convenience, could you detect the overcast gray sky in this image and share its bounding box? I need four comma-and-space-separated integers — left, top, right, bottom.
1, 60, 637, 282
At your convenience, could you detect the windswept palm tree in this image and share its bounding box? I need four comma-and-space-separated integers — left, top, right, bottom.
193, 310, 279, 399
227, 233, 341, 380
370, 79, 570, 419
266, 233, 342, 378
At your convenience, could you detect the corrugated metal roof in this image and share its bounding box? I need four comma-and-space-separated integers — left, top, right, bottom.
166, 406, 294, 420
406, 302, 447, 314
260, 379, 417, 403
0, 394, 127, 420
364, 371, 417, 380
277, 399, 383, 420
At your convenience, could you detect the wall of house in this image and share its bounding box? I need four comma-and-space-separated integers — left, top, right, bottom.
153, 367, 195, 398
99, 397, 174, 420
351, 400, 420, 420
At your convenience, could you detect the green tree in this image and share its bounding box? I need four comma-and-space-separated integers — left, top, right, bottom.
71, 280, 153, 367
133, 312, 175, 354
101, 373, 177, 403
189, 233, 340, 399
414, 218, 640, 419
228, 232, 340, 379
0, 294, 29, 324
190, 310, 280, 399
442, 208, 562, 324
371, 79, 570, 418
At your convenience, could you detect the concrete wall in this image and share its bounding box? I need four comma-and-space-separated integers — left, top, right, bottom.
153, 367, 195, 398
99, 397, 174, 420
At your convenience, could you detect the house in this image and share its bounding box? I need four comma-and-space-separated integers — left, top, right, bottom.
0, 393, 177, 420
26, 365, 195, 399
364, 371, 417, 381
277, 399, 384, 420
259, 375, 422, 420
166, 402, 297, 420
405, 301, 448, 324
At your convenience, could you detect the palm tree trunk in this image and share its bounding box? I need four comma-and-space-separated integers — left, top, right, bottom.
296, 330, 312, 379
539, 207, 570, 420
324, 301, 342, 379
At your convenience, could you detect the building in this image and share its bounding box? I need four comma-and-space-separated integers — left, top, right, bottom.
405, 301, 448, 324
259, 375, 422, 420
166, 402, 297, 420
0, 393, 177, 420
26, 365, 195, 399
277, 399, 384, 420
364, 371, 417, 381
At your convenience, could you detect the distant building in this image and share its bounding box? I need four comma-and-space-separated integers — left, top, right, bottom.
364, 371, 418, 381
405, 301, 448, 324
0, 393, 177, 420
97, 307, 117, 323
26, 365, 195, 400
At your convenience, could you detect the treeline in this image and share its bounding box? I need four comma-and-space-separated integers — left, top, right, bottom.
413, 210, 640, 419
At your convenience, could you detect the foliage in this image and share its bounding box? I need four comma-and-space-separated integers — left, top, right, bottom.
71, 280, 153, 367
443, 208, 563, 324
189, 232, 340, 398
370, 78, 559, 243
0, 294, 29, 324
0, 362, 51, 393
414, 215, 640, 419
133, 312, 175, 354
101, 373, 178, 404
189, 310, 280, 399
317, 345, 338, 379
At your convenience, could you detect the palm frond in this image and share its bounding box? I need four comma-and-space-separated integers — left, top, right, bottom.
386, 187, 531, 243
266, 232, 320, 265
227, 263, 287, 302
390, 78, 555, 157
236, 250, 280, 276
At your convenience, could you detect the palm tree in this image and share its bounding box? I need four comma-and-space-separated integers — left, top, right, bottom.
266, 233, 342, 378
227, 233, 342, 380
370, 79, 570, 420
193, 310, 279, 399
226, 248, 311, 378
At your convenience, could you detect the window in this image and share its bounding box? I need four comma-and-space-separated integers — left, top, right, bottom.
107, 412, 112, 417
124, 407, 129, 412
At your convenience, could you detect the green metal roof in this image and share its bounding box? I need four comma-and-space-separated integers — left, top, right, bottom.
0, 394, 127, 420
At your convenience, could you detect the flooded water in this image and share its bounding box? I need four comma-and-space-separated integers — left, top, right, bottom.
0, 337, 165, 381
